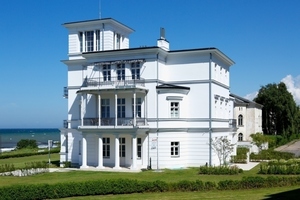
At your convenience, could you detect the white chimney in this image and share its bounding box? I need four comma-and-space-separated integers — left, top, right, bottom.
157, 27, 169, 51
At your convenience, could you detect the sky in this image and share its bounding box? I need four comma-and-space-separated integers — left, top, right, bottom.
0, 0, 299, 128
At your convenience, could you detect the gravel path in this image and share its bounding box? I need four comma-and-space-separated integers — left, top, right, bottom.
275, 140, 300, 157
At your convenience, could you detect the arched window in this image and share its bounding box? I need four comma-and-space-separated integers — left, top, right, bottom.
238, 114, 243, 126
238, 133, 243, 141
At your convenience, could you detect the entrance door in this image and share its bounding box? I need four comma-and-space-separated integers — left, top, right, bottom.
119, 137, 126, 166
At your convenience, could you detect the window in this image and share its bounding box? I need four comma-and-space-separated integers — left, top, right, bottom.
137, 138, 142, 158
101, 99, 110, 118
117, 64, 125, 80
117, 98, 126, 118
79, 32, 83, 52
103, 138, 110, 158
78, 140, 81, 155
170, 102, 179, 118
85, 31, 94, 52
115, 33, 121, 49
65, 134, 68, 153
238, 115, 243, 126
119, 137, 125, 157
132, 98, 142, 118
131, 62, 140, 80
171, 141, 179, 156
238, 133, 243, 141
79, 30, 100, 52
103, 65, 111, 81
96, 30, 101, 51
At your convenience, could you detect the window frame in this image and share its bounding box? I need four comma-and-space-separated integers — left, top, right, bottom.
238, 114, 243, 126
137, 138, 142, 159
238, 133, 243, 142
170, 102, 180, 118
103, 137, 110, 158
117, 98, 126, 118
132, 98, 142, 118
170, 141, 180, 157
131, 62, 141, 80
102, 65, 111, 81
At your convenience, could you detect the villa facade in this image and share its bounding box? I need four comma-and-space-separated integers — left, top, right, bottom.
230, 93, 264, 153
60, 18, 237, 170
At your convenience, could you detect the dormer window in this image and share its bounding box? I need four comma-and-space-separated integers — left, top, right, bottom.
85, 31, 94, 52
114, 32, 121, 50
79, 30, 101, 52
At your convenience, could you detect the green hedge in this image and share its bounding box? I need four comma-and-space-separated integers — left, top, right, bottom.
0, 148, 60, 159
232, 147, 249, 163
258, 159, 300, 174
199, 165, 243, 175
250, 149, 294, 161
0, 176, 300, 200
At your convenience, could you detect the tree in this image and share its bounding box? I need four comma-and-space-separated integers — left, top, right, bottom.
211, 136, 234, 166
254, 82, 299, 137
250, 132, 269, 152
16, 139, 38, 149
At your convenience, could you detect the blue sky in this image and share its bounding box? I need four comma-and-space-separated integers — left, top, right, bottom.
0, 0, 299, 128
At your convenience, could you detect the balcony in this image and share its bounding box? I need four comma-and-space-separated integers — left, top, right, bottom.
229, 119, 237, 128
82, 117, 147, 127
83, 76, 145, 88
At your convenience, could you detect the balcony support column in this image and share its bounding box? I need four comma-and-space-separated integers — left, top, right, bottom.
113, 134, 120, 169
145, 93, 147, 125
133, 91, 136, 126
96, 135, 104, 169
131, 134, 137, 170
115, 93, 118, 126
80, 133, 88, 168
98, 94, 101, 126
80, 94, 86, 126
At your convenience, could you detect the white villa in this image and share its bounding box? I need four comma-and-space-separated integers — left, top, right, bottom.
230, 93, 264, 153
60, 18, 238, 170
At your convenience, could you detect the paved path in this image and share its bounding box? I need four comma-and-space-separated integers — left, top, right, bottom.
233, 162, 260, 171
275, 139, 300, 157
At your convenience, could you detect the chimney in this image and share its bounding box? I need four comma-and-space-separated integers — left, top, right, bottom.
157, 27, 169, 51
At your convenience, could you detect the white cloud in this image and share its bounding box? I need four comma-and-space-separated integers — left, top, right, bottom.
281, 75, 300, 105
244, 91, 258, 101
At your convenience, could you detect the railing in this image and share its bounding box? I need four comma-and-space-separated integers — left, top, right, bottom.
63, 87, 68, 98
229, 119, 237, 128
84, 76, 145, 87
82, 117, 147, 126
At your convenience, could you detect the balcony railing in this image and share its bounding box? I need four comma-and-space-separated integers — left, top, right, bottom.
84, 76, 145, 87
229, 119, 237, 128
82, 117, 147, 126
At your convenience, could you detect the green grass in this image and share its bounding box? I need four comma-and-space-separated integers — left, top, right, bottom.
60, 186, 300, 200
0, 152, 59, 169
1, 153, 300, 199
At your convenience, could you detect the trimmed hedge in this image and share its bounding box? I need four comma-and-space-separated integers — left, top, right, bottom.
0, 148, 60, 159
232, 147, 249, 163
250, 149, 294, 161
1, 176, 299, 200
259, 159, 300, 174
199, 165, 243, 175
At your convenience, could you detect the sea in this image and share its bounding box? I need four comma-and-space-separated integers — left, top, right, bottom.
0, 129, 60, 149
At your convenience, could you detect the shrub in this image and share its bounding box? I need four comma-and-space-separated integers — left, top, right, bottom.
250, 149, 294, 161
199, 165, 242, 175
0, 177, 300, 199
232, 147, 249, 163
16, 139, 38, 149
0, 148, 60, 159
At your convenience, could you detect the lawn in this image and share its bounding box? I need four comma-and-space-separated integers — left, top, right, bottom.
1, 153, 300, 200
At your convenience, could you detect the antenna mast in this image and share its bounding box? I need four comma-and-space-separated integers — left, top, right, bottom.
99, 0, 102, 19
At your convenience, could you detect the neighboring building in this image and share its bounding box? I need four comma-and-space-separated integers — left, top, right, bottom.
60, 18, 237, 170
230, 93, 264, 153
